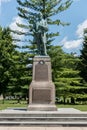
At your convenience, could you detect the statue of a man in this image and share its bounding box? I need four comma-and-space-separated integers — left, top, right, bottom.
33, 13, 48, 55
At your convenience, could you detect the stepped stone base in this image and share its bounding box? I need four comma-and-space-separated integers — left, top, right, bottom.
0, 108, 87, 126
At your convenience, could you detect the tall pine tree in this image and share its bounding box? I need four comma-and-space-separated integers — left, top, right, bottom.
15, 0, 72, 54
0, 26, 16, 101
79, 28, 87, 82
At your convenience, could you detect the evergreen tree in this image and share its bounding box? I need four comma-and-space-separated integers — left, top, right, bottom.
10, 0, 73, 102
58, 53, 82, 104
79, 28, 87, 82
0, 26, 16, 102
49, 46, 84, 104
9, 51, 32, 102
15, 0, 72, 54
77, 28, 87, 104
48, 45, 64, 81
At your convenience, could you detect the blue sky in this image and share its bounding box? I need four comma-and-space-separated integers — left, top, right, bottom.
0, 0, 87, 55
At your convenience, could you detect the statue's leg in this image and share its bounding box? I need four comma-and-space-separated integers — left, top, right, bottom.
37, 34, 42, 55
39, 33, 44, 55
43, 33, 47, 55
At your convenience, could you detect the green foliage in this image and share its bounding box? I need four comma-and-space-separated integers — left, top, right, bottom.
0, 26, 32, 101
0, 25, 87, 104
0, 26, 15, 98
9, 51, 32, 99
50, 47, 87, 104
75, 29, 87, 104
48, 46, 64, 80
79, 28, 87, 82
1, 0, 87, 105
15, 0, 72, 54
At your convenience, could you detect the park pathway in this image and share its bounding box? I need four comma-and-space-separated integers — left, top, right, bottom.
0, 127, 87, 130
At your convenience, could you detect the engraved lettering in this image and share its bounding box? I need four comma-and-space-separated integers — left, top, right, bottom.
35, 63, 48, 81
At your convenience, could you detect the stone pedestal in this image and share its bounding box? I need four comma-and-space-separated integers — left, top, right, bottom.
28, 56, 57, 111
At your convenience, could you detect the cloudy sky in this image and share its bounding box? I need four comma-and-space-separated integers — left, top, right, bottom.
0, 0, 87, 55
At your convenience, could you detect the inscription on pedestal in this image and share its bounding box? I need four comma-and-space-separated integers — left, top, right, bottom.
35, 62, 48, 81
32, 89, 51, 104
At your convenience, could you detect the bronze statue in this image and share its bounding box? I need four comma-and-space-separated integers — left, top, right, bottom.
32, 13, 48, 55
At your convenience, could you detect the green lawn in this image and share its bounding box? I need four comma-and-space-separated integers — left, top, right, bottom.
0, 100, 27, 110
0, 100, 87, 111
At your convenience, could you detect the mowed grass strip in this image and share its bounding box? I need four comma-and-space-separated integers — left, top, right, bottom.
0, 100, 87, 111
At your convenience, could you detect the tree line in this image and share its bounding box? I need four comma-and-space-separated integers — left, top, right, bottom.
0, 0, 87, 104
0, 26, 87, 104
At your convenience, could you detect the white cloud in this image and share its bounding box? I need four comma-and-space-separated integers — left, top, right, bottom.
9, 16, 24, 32
9, 16, 26, 45
61, 19, 87, 50
61, 37, 82, 49
76, 19, 87, 38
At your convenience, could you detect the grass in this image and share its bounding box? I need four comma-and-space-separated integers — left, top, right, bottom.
0, 100, 87, 111
0, 100, 27, 110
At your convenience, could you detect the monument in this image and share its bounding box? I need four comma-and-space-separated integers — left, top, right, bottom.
28, 13, 57, 111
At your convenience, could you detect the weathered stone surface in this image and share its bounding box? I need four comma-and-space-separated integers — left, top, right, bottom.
35, 63, 48, 81
28, 56, 57, 111
32, 89, 51, 104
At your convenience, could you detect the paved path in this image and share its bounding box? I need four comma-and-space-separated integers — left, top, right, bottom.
0, 108, 81, 113
0, 127, 87, 130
